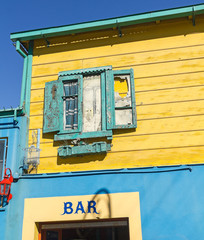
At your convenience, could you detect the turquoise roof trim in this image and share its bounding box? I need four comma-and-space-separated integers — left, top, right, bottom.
10, 4, 204, 42
0, 107, 24, 117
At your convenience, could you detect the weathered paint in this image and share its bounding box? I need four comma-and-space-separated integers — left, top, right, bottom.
0, 115, 27, 178
111, 69, 136, 128
58, 142, 111, 157
0, 114, 27, 240
83, 75, 101, 132
26, 15, 204, 173
43, 80, 61, 133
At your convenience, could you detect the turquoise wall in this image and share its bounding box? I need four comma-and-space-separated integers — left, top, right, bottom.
2, 164, 204, 240
0, 115, 27, 238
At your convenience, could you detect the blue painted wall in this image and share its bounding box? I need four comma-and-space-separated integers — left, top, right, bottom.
2, 164, 204, 240
0, 115, 27, 239
0, 116, 27, 177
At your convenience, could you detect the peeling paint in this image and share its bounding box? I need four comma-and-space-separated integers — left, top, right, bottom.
114, 75, 132, 125
51, 84, 57, 99
83, 75, 101, 132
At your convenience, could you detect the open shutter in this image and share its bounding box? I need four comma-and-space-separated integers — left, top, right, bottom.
108, 68, 136, 129
43, 80, 62, 133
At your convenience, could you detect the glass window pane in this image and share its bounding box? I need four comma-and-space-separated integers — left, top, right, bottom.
64, 81, 78, 130
5, 184, 10, 195
46, 230, 58, 240
0, 184, 4, 194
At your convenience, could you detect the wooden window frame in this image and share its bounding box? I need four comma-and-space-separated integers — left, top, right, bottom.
39, 218, 129, 240
54, 66, 113, 141
43, 66, 136, 142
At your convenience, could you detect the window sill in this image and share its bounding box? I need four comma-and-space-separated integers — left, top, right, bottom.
54, 130, 112, 141
58, 141, 111, 157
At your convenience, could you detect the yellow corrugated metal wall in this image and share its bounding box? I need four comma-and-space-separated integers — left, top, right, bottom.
29, 16, 204, 173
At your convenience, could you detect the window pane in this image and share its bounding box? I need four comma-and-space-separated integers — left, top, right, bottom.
114, 74, 133, 126
114, 75, 131, 108
64, 81, 78, 130
5, 184, 10, 195
0, 141, 5, 180
83, 75, 101, 132
115, 109, 132, 125
46, 230, 58, 240
0, 184, 4, 194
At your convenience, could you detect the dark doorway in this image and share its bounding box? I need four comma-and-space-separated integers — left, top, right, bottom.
41, 218, 130, 240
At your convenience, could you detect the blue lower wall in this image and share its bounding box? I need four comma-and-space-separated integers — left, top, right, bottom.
2, 165, 204, 240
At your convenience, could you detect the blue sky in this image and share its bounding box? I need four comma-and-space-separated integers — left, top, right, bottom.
1, 0, 204, 109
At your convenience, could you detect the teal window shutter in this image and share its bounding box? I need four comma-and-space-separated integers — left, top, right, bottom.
106, 69, 115, 130
108, 68, 137, 129
43, 80, 62, 133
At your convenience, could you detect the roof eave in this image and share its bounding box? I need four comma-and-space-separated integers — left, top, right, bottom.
10, 4, 204, 42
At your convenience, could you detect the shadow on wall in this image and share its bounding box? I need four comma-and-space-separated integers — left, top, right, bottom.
57, 151, 108, 165
76, 188, 112, 239
53, 137, 112, 165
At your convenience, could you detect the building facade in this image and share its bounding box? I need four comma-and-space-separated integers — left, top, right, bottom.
1, 4, 204, 240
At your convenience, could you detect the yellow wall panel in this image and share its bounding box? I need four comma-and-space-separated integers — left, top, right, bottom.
30, 82, 204, 109
32, 44, 204, 77
31, 76, 58, 90
29, 116, 43, 129
32, 60, 83, 77
135, 72, 204, 92
30, 59, 204, 91
30, 69, 204, 91
29, 98, 204, 122
28, 17, 204, 173
29, 114, 204, 145
30, 102, 44, 116
37, 130, 204, 159
136, 86, 204, 105
36, 146, 204, 173
30, 89, 44, 102
33, 17, 204, 65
